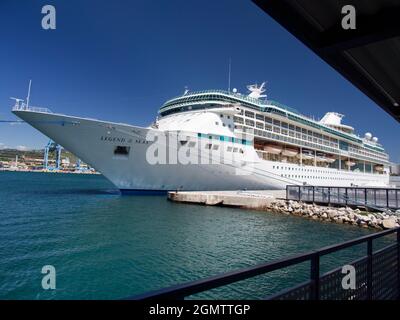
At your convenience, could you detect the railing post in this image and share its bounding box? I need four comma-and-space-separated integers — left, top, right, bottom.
345, 188, 348, 206
386, 189, 389, 209
310, 253, 320, 300
367, 239, 373, 300
328, 187, 331, 206
312, 186, 315, 203
354, 188, 357, 205
286, 185, 289, 200
298, 186, 301, 202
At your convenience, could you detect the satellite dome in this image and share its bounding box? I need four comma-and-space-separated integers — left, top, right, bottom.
364, 132, 372, 140
372, 137, 378, 143
232, 88, 237, 93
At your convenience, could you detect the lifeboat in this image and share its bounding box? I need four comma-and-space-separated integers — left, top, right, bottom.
264, 144, 282, 154
345, 160, 356, 167
298, 150, 314, 160
316, 152, 328, 162
281, 147, 299, 157
325, 157, 336, 163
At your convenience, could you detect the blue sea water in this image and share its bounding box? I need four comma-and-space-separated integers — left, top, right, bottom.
0, 172, 379, 299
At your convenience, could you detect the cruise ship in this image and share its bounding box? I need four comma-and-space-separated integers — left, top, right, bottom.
12, 83, 390, 192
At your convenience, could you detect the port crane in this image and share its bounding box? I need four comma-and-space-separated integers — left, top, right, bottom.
43, 140, 62, 170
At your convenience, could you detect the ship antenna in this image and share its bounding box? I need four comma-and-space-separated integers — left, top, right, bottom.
26, 79, 32, 110
228, 58, 231, 92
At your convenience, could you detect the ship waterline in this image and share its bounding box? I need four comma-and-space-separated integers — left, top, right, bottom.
12, 84, 390, 191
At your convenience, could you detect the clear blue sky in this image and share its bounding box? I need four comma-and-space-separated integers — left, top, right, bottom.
0, 0, 399, 162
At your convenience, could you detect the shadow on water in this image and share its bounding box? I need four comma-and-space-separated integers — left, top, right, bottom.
25, 188, 121, 196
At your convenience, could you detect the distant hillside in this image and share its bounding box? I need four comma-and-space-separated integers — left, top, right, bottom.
0, 148, 79, 163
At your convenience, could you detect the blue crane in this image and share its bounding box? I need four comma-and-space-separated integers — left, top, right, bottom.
43, 140, 62, 170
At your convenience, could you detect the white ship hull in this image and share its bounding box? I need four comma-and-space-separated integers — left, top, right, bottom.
13, 110, 389, 192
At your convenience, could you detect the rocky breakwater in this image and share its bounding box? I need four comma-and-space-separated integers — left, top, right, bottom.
270, 200, 400, 230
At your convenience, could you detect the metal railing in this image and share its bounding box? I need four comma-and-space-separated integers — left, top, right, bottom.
287, 185, 400, 210
127, 227, 400, 300
12, 100, 52, 114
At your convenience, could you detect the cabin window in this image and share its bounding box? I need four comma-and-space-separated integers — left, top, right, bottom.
256, 114, 264, 121
227, 146, 233, 152
245, 111, 255, 118
212, 145, 219, 150
114, 146, 130, 157
245, 119, 255, 127
265, 117, 272, 124
256, 122, 264, 129
188, 141, 196, 148
233, 148, 238, 152
205, 143, 212, 149
234, 116, 244, 124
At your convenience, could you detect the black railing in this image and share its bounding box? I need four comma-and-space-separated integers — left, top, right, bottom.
127, 227, 400, 300
286, 185, 400, 210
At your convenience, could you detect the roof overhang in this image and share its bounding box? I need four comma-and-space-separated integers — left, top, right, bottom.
253, 0, 400, 123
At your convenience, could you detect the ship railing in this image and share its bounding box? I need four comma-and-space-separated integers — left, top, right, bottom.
12, 100, 52, 113
287, 185, 400, 211
127, 227, 400, 300
163, 89, 301, 114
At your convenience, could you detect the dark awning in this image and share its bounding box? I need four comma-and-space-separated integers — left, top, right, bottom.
253, 0, 400, 123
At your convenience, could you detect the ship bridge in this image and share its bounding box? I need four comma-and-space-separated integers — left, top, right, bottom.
158, 89, 300, 118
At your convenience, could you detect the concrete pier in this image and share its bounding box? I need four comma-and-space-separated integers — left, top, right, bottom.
168, 190, 286, 209
168, 189, 400, 230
